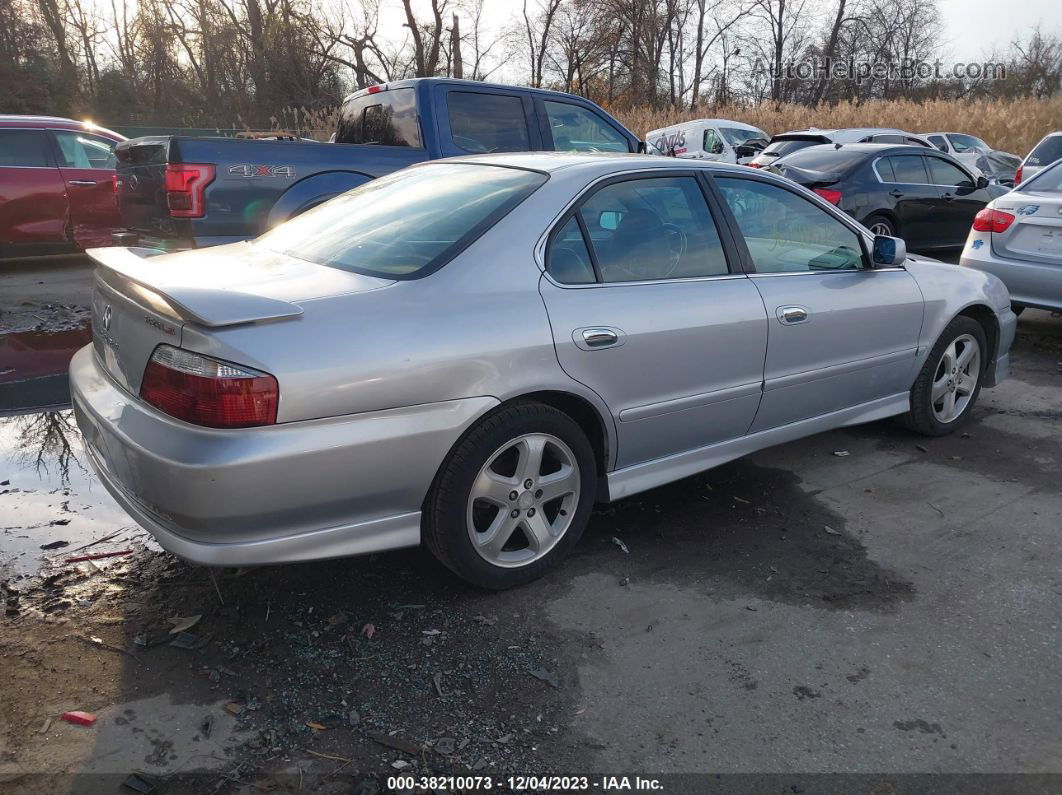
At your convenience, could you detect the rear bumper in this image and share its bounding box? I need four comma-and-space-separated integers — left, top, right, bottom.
986, 306, 1017, 387
69, 345, 496, 566
960, 239, 1062, 312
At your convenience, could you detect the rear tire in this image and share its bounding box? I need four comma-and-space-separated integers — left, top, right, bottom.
423, 401, 597, 589
864, 214, 897, 237
902, 316, 987, 436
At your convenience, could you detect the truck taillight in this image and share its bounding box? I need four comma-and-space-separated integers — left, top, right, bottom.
972, 208, 1015, 234
140, 345, 278, 429
1014, 165, 1023, 185
165, 163, 214, 218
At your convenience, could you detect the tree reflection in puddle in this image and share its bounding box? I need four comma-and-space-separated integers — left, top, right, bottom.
0, 410, 145, 578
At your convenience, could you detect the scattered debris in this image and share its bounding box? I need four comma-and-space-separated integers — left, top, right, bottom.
434, 737, 456, 755
361, 623, 375, 639
305, 721, 328, 731
915, 444, 929, 453
928, 502, 945, 517
528, 668, 560, 689
49, 518, 71, 526
40, 540, 69, 550
348, 708, 361, 727
224, 703, 245, 717
823, 525, 840, 536
168, 632, 201, 650
422, 628, 441, 636
121, 772, 158, 794
733, 496, 751, 504
433, 671, 446, 698
65, 549, 133, 564
201, 715, 214, 739
610, 536, 629, 554
167, 614, 202, 634
833, 450, 850, 457
60, 711, 97, 727
307, 749, 353, 763
327, 611, 348, 626
391, 759, 411, 770
367, 730, 422, 755
37, 718, 52, 734
472, 614, 497, 626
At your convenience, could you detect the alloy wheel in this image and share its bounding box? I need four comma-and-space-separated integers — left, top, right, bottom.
931, 333, 980, 423
466, 433, 581, 568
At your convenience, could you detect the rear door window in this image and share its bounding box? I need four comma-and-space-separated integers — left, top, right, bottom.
448, 92, 531, 154
543, 101, 629, 152
884, 155, 930, 184
335, 87, 421, 147
0, 130, 51, 167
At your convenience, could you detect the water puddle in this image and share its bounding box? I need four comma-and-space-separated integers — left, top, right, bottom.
0, 324, 92, 384
0, 410, 148, 581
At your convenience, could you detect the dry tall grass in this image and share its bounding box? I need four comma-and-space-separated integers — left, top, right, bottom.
613, 97, 1062, 156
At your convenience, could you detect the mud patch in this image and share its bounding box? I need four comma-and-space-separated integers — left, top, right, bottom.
573, 459, 914, 612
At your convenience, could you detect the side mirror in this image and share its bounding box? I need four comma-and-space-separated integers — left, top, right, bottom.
872, 234, 907, 267
636, 140, 648, 154
976, 175, 989, 189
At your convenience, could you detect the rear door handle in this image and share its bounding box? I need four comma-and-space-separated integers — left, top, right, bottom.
889, 189, 904, 199
942, 192, 955, 202
777, 306, 809, 325
582, 328, 619, 347
68, 180, 97, 186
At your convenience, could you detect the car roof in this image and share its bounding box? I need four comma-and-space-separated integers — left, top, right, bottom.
779, 127, 904, 137
649, 118, 765, 132
427, 151, 756, 176
344, 77, 612, 105
0, 115, 125, 139
791, 143, 941, 155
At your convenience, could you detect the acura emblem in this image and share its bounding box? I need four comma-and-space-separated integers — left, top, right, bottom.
102, 305, 113, 331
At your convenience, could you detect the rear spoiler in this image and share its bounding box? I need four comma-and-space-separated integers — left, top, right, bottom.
86, 247, 303, 328
768, 163, 842, 187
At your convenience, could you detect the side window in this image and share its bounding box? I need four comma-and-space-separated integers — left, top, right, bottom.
927, 157, 974, 188
578, 176, 729, 283
702, 129, 723, 155
717, 178, 866, 273
448, 92, 530, 154
546, 217, 596, 284
875, 157, 897, 182
928, 135, 947, 151
53, 131, 117, 169
871, 134, 905, 144
0, 130, 50, 167
543, 101, 629, 153
885, 155, 930, 184
335, 87, 421, 147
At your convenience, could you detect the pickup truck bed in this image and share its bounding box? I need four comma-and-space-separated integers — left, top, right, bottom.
114, 78, 640, 250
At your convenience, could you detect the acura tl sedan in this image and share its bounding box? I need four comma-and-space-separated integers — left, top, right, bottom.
71, 154, 1016, 589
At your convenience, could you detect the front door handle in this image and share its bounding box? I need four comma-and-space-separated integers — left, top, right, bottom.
68, 180, 97, 186
581, 328, 619, 348
942, 192, 955, 202
777, 306, 809, 325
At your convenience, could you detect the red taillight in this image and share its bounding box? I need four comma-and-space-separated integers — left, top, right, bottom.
972, 208, 1015, 233
367, 84, 383, 94
1015, 165, 1023, 185
140, 345, 278, 429
813, 187, 843, 205
164, 163, 215, 218
748, 162, 763, 168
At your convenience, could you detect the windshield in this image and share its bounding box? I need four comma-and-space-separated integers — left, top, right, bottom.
720, 127, 766, 146
762, 138, 823, 157
1023, 159, 1062, 192
257, 164, 548, 279
773, 147, 867, 172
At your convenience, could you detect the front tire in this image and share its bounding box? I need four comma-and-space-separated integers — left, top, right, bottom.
423, 402, 597, 589
903, 316, 987, 436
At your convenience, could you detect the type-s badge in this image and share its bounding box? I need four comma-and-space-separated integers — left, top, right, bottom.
228, 164, 296, 178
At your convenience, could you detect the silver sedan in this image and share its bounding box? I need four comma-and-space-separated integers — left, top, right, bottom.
71, 154, 1016, 589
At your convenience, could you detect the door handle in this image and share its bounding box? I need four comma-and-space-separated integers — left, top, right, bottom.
68, 180, 97, 186
942, 192, 955, 202
889, 189, 904, 199
777, 306, 809, 325
581, 328, 619, 348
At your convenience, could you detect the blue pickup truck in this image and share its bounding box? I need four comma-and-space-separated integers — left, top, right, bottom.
113, 78, 642, 250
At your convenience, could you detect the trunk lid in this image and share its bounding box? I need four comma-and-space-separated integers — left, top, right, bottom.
86, 243, 393, 395
114, 137, 171, 237
991, 192, 1062, 266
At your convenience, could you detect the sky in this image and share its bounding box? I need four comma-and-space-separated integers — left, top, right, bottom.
932, 0, 1058, 60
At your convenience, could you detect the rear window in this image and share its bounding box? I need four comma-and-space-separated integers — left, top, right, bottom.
0, 130, 50, 167
773, 147, 867, 173
1028, 135, 1062, 168
256, 163, 547, 279
763, 138, 823, 157
335, 87, 421, 147
1023, 160, 1062, 192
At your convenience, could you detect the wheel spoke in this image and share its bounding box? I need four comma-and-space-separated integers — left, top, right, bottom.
941, 389, 957, 421
523, 511, 554, 552
931, 375, 950, 401
537, 465, 578, 503
956, 373, 976, 396
472, 469, 516, 507
516, 436, 547, 482
479, 512, 520, 558
957, 342, 977, 371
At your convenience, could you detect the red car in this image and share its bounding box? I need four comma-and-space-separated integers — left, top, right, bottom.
0, 115, 125, 258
